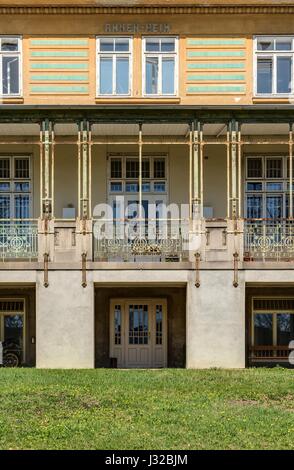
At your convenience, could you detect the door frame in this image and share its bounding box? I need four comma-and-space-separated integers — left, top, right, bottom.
109, 298, 168, 368
0, 297, 26, 363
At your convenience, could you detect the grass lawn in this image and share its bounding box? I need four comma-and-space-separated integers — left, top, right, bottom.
0, 368, 293, 450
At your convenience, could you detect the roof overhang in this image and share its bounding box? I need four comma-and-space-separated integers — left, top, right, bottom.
0, 104, 293, 124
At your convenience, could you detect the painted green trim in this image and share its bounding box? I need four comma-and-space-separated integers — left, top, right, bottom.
187, 74, 245, 81
187, 39, 245, 46
31, 85, 89, 93
187, 85, 246, 93
31, 63, 88, 70
188, 62, 244, 69
31, 39, 88, 46
31, 74, 88, 81
31, 51, 88, 57
188, 50, 245, 57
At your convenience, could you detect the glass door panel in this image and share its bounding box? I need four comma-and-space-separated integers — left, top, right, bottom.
3, 314, 24, 362
128, 304, 149, 345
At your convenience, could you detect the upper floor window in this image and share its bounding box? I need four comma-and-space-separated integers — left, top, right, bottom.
0, 156, 31, 219
96, 37, 132, 96
255, 37, 294, 96
142, 37, 178, 96
0, 37, 21, 96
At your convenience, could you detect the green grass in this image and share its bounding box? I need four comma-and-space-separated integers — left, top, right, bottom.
0, 368, 293, 450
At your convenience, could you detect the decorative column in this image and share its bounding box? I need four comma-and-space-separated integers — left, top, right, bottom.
40, 119, 54, 218
192, 120, 202, 220
39, 119, 55, 271
289, 122, 293, 219
77, 120, 92, 264
78, 120, 91, 220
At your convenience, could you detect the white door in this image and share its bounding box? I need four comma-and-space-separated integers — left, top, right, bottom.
109, 299, 167, 368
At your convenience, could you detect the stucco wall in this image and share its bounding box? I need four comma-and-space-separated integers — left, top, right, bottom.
36, 271, 95, 368
186, 270, 246, 369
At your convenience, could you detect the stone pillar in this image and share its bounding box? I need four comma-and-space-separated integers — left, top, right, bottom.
36, 270, 94, 368
186, 270, 245, 368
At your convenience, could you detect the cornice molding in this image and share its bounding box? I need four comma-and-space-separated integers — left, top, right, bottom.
1, 5, 294, 15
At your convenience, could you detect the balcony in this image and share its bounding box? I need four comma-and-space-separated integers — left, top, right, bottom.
0, 220, 38, 261
93, 218, 190, 262
244, 219, 294, 262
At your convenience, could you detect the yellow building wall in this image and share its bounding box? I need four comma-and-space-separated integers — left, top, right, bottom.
0, 11, 293, 105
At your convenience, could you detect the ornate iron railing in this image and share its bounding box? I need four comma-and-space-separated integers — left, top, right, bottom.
244, 219, 294, 261
93, 219, 190, 262
0, 221, 38, 261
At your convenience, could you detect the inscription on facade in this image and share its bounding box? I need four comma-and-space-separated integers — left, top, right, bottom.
104, 23, 171, 33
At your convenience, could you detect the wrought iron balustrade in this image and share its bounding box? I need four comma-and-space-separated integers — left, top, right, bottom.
244, 219, 294, 261
93, 218, 190, 262
0, 220, 38, 261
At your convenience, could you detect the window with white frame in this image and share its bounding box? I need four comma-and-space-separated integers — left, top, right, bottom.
109, 155, 167, 196
143, 37, 178, 96
96, 37, 132, 96
255, 36, 294, 96
245, 155, 294, 219
0, 156, 31, 219
0, 37, 21, 96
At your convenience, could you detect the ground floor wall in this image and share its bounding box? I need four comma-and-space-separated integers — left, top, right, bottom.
0, 267, 293, 369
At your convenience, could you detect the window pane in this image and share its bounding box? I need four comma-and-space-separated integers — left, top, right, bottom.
116, 57, 129, 94
100, 39, 114, 52
111, 159, 122, 178
154, 159, 165, 178
146, 57, 158, 94
156, 305, 163, 345
2, 56, 19, 95
142, 159, 150, 178
266, 182, 283, 191
266, 195, 283, 219
257, 59, 272, 94
162, 58, 175, 94
247, 182, 262, 191
145, 39, 160, 52
257, 40, 274, 51
126, 182, 139, 192
14, 195, 30, 218
0, 182, 10, 191
110, 182, 122, 192
246, 195, 262, 219
154, 182, 166, 192
100, 57, 113, 94
247, 158, 262, 178
0, 158, 10, 178
277, 57, 292, 94
276, 41, 292, 51
15, 158, 29, 179
277, 314, 294, 346
266, 158, 282, 178
4, 315, 23, 350
0, 195, 10, 218
126, 159, 139, 178
1, 38, 18, 52
15, 182, 30, 192
114, 305, 121, 345
254, 314, 273, 346
115, 39, 129, 52
161, 39, 175, 52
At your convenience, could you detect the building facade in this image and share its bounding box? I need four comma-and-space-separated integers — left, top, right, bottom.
0, 0, 294, 368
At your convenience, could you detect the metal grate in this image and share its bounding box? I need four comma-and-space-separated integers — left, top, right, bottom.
253, 298, 294, 311
0, 300, 24, 312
